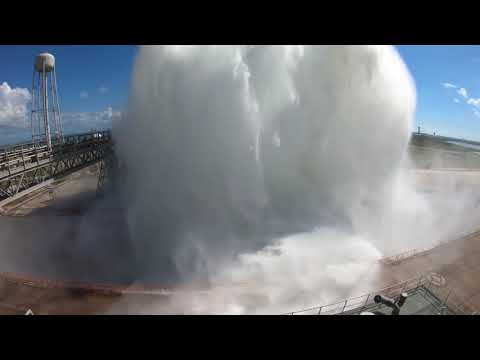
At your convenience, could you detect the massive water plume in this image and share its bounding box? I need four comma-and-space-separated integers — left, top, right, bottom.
112, 45, 480, 314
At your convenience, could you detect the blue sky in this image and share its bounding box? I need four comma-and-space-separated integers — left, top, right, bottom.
0, 45, 137, 113
397, 45, 480, 140
1, 45, 480, 143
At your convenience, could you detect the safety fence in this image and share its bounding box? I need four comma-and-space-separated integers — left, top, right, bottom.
284, 274, 477, 315
379, 227, 480, 266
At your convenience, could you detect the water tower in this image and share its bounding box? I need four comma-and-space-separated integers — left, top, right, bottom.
31, 53, 63, 151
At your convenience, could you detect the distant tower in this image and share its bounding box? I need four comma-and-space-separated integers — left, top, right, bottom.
31, 53, 63, 151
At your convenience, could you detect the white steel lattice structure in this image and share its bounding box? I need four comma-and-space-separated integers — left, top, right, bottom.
0, 53, 115, 208
31, 53, 63, 151
0, 131, 112, 205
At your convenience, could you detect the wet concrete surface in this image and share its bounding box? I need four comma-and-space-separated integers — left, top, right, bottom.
0, 168, 480, 314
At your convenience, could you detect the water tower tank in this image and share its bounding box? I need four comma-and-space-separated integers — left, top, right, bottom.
31, 52, 63, 151
34, 53, 55, 73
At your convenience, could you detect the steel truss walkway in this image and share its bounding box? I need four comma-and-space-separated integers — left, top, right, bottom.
0, 130, 112, 205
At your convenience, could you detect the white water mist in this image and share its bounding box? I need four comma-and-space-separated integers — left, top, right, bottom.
114, 45, 480, 314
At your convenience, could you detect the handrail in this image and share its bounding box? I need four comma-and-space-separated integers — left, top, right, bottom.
0, 130, 111, 153
291, 229, 480, 315
0, 130, 111, 172
284, 273, 476, 315
379, 227, 480, 265
284, 275, 425, 315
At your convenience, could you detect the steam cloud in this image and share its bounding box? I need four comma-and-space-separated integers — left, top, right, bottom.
113, 45, 480, 314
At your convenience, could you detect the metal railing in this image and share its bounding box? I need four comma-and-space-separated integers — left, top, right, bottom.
0, 130, 113, 204
284, 274, 477, 315
379, 227, 480, 266
0, 269, 476, 315
0, 130, 111, 176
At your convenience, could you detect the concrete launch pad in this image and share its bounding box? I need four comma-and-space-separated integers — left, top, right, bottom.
0, 168, 479, 314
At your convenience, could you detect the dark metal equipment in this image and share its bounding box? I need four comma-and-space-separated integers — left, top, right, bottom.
372, 292, 409, 315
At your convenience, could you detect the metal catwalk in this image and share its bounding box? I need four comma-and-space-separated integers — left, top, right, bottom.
0, 130, 112, 205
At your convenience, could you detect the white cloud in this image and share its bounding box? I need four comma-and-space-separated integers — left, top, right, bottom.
102, 106, 115, 119
454, 98, 460, 103
99, 86, 109, 94
0, 82, 31, 127
457, 87, 468, 98
80, 90, 89, 99
98, 106, 121, 121
443, 82, 457, 89
61, 107, 121, 133
467, 98, 480, 107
